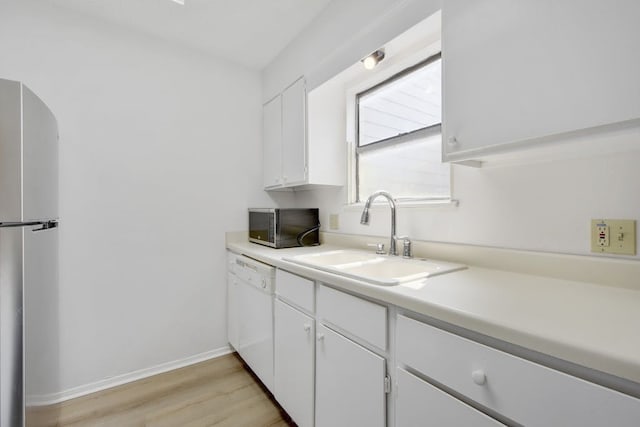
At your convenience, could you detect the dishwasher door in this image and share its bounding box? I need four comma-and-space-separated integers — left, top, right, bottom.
234, 255, 275, 393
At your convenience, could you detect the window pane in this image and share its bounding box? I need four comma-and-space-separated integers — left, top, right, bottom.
358, 133, 449, 200
358, 58, 441, 146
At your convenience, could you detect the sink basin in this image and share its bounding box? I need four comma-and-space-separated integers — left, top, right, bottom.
334, 258, 466, 285
284, 249, 382, 267
284, 250, 466, 286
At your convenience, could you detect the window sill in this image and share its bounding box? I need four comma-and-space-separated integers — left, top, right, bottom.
343, 198, 459, 212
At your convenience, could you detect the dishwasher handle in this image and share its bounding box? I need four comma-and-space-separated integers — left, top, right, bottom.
236, 258, 257, 271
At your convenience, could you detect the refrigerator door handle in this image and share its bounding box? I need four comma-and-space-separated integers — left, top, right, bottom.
0, 220, 58, 231
31, 220, 58, 232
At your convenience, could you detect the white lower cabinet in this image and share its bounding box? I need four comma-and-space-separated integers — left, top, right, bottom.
274, 299, 315, 427
396, 368, 505, 427
273, 274, 388, 427
266, 265, 640, 427
316, 284, 387, 350
276, 269, 314, 313
396, 314, 640, 427
315, 324, 386, 427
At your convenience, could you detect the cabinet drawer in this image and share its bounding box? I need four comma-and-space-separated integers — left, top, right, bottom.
397, 315, 640, 427
276, 269, 314, 313
396, 368, 505, 427
317, 285, 386, 350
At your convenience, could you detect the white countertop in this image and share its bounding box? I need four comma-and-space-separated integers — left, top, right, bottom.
226, 239, 640, 386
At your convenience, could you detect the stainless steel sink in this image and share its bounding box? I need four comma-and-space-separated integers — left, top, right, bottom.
284, 249, 466, 286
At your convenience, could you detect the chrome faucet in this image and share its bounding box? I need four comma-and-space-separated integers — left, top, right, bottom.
360, 191, 399, 256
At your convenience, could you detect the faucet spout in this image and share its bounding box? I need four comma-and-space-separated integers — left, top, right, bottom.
360, 207, 370, 225
360, 191, 398, 256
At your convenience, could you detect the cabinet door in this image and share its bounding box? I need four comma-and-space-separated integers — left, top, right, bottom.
263, 95, 282, 188
226, 273, 239, 350
281, 77, 307, 186
442, 0, 640, 160
274, 299, 314, 427
396, 368, 505, 427
315, 325, 385, 427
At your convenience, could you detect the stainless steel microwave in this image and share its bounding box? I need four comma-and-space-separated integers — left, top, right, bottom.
249, 208, 320, 248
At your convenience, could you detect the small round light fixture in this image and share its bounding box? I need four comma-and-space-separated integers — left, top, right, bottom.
361, 49, 385, 70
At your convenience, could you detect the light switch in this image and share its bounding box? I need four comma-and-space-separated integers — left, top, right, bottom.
591, 219, 636, 255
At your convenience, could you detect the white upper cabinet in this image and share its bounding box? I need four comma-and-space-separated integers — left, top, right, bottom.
262, 77, 344, 190
281, 78, 307, 186
263, 95, 282, 188
262, 77, 307, 190
442, 0, 640, 162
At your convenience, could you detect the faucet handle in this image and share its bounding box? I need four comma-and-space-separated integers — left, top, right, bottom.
396, 236, 412, 258
367, 243, 386, 255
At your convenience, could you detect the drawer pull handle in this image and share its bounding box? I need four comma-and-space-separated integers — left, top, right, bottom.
303, 324, 311, 333
472, 370, 486, 385
317, 333, 325, 341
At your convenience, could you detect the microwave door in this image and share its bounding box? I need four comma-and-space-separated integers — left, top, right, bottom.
249, 210, 276, 247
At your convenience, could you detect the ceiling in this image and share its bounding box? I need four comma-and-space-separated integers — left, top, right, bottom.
45, 0, 332, 69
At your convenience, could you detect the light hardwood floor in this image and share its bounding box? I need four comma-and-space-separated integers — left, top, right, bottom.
27, 353, 295, 427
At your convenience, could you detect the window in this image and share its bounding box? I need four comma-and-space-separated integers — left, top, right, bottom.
355, 53, 449, 203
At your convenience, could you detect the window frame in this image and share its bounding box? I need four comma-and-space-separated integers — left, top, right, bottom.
353, 52, 447, 204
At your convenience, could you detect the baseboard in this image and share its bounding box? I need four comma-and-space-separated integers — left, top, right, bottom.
26, 345, 233, 406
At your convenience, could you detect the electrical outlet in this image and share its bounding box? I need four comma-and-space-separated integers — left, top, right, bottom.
329, 214, 339, 230
591, 219, 636, 255
596, 223, 609, 247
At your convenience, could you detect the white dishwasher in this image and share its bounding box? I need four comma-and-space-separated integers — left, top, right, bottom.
227, 252, 275, 393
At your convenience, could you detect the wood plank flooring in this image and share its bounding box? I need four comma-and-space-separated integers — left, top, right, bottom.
27, 353, 295, 427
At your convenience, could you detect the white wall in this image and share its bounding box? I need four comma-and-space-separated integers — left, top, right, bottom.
262, 0, 441, 100
296, 148, 640, 258
0, 0, 292, 398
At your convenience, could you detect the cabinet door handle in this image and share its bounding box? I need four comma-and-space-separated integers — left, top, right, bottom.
472, 369, 486, 385
303, 324, 311, 333
316, 333, 325, 341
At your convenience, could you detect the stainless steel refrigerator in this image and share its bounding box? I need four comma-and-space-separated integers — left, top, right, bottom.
0, 78, 59, 427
